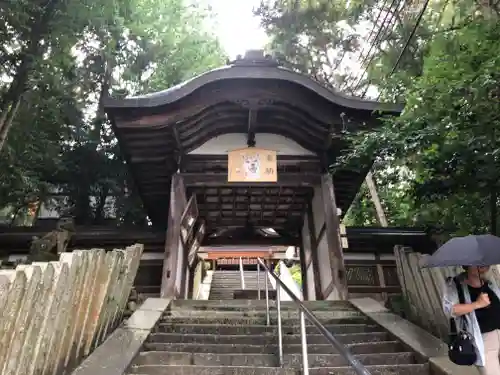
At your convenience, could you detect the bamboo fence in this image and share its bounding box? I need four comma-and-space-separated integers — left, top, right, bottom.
0, 243, 143, 375
394, 245, 500, 340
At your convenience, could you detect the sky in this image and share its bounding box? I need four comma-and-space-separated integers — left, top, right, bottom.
207, 0, 268, 59
206, 0, 373, 97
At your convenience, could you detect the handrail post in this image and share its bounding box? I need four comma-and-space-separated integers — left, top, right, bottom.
276, 262, 283, 367
257, 262, 261, 300
257, 257, 372, 375
239, 257, 245, 290
265, 260, 270, 326
300, 310, 309, 375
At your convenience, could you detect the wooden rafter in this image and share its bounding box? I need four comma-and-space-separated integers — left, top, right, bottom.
247, 108, 257, 146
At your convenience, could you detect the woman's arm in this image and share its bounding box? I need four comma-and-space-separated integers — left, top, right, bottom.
452, 301, 480, 316
451, 292, 490, 316
442, 277, 486, 318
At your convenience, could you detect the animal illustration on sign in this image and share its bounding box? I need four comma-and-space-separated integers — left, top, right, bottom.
242, 153, 260, 179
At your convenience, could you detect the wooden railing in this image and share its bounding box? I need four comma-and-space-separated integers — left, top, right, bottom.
394, 245, 500, 340
0, 243, 143, 375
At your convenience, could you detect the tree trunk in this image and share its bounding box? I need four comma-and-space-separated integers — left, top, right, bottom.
365, 171, 389, 227
0, 100, 21, 151
0, 0, 61, 152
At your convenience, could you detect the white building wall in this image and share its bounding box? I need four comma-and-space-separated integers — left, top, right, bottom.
189, 133, 315, 155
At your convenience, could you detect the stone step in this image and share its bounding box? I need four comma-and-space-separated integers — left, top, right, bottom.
134, 351, 419, 367
143, 340, 405, 355
211, 277, 264, 280
309, 364, 429, 375
139, 293, 161, 299
127, 363, 429, 375
170, 300, 352, 311
147, 332, 391, 345
210, 282, 262, 285
164, 310, 360, 319
209, 288, 271, 292
208, 295, 234, 300
210, 282, 264, 284
210, 280, 264, 282
208, 291, 235, 295
155, 323, 385, 335
210, 286, 265, 290
160, 316, 370, 326
210, 281, 266, 284
212, 274, 251, 276
128, 365, 294, 375
164, 308, 360, 316
209, 286, 269, 291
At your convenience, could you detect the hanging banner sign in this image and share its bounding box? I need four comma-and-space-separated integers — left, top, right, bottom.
228, 147, 277, 182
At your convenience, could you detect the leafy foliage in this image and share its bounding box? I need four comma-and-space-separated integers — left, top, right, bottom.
0, 0, 226, 225
342, 16, 500, 234
257, 0, 500, 235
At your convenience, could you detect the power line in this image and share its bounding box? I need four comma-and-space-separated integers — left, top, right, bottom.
347, 0, 432, 99
374, 0, 432, 100
344, 0, 406, 93
387, 0, 432, 77
353, 0, 391, 68
356, 0, 402, 71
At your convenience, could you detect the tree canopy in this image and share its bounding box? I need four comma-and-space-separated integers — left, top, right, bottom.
2, 0, 500, 237
257, 0, 500, 236
0, 0, 226, 225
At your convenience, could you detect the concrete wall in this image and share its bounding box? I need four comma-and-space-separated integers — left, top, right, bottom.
189, 133, 315, 155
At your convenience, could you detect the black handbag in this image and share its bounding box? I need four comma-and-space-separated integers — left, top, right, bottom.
448, 277, 477, 366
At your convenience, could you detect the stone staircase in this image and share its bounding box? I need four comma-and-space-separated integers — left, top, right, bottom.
209, 270, 274, 300
126, 300, 430, 375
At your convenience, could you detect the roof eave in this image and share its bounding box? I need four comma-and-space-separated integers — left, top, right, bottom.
103, 65, 403, 114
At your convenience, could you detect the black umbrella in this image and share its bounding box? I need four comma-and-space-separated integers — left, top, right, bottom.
422, 234, 500, 268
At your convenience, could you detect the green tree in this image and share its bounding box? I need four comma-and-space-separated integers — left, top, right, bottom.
344, 16, 500, 234
0, 0, 226, 225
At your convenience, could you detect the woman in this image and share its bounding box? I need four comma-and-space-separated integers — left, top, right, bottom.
443, 266, 500, 374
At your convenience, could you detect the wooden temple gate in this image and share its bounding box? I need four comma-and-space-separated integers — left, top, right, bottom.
104, 50, 409, 301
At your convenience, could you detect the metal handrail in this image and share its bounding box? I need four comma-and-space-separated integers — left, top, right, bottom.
257, 262, 261, 300
239, 257, 246, 290
257, 258, 372, 375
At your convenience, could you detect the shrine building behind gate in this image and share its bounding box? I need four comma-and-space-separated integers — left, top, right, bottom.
103, 50, 421, 300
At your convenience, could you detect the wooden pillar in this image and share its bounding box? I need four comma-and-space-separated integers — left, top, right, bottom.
307, 202, 323, 299
321, 173, 348, 300
375, 254, 388, 301
298, 241, 309, 301
160, 173, 187, 298
187, 260, 197, 299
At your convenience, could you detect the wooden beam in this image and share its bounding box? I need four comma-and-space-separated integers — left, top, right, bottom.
321, 173, 348, 300
365, 171, 388, 227
247, 108, 257, 146
322, 279, 335, 300
306, 201, 323, 299
185, 154, 320, 163
172, 124, 184, 166
179, 194, 199, 296
375, 254, 388, 301
187, 220, 206, 266
298, 237, 309, 301
202, 234, 299, 246
316, 223, 326, 245
160, 173, 187, 297
180, 172, 320, 187
206, 218, 301, 228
